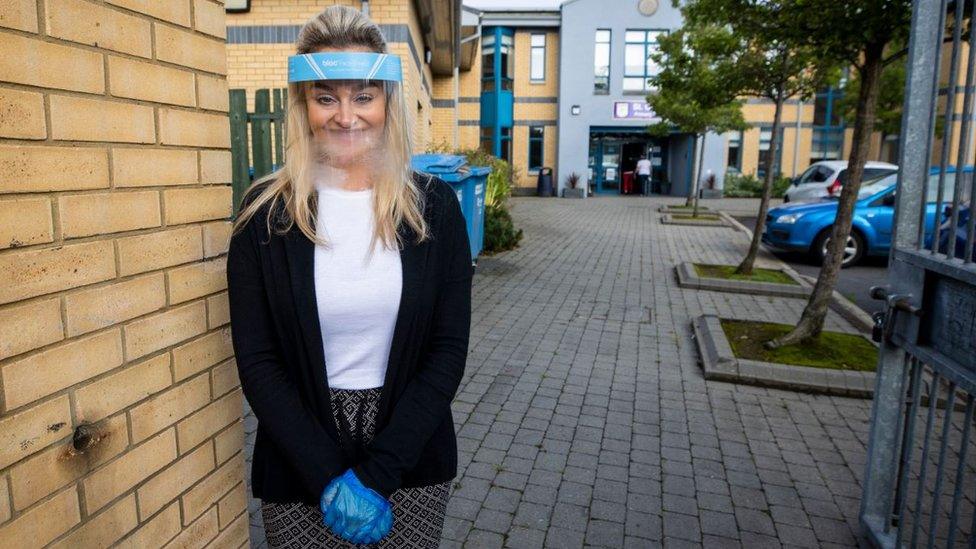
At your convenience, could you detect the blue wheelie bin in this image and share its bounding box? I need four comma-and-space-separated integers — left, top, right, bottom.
411, 154, 491, 262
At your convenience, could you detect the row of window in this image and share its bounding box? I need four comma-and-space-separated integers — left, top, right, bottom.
481, 31, 548, 88
594, 29, 667, 94
726, 126, 847, 178
478, 126, 546, 171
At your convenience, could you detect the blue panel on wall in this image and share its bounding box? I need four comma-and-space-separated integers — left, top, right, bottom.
480, 92, 497, 126
498, 91, 513, 127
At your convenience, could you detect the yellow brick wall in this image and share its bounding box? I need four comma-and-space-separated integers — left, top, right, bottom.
226, 0, 436, 153
511, 29, 559, 188
0, 1, 246, 547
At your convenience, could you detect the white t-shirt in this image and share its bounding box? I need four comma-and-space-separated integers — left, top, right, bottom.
313, 184, 402, 390
636, 159, 652, 176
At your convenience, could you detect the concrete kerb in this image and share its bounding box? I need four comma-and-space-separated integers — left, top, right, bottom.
692, 314, 875, 398
675, 261, 811, 298
723, 213, 876, 334
658, 204, 712, 214
660, 211, 736, 228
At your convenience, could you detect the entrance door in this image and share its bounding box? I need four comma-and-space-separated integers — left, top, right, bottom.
859, 3, 976, 547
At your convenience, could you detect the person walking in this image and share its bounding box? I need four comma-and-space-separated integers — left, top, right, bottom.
227, 6, 473, 547
636, 154, 652, 195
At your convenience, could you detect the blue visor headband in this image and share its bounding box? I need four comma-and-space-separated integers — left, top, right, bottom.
288, 52, 402, 83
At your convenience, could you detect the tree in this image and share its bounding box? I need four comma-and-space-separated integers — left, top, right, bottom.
680, 0, 839, 276
647, 26, 749, 215
766, 0, 913, 348
837, 54, 907, 149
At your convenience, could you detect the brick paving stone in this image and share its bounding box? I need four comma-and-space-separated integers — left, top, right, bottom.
240, 196, 901, 548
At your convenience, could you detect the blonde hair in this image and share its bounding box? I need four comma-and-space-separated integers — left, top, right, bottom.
232, 5, 429, 250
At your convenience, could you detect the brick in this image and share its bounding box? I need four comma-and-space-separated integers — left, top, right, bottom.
123, 301, 207, 359
213, 420, 243, 465
0, 395, 72, 471
0, 32, 104, 93
176, 389, 241, 452
45, 0, 151, 57
207, 292, 229, 328
105, 0, 191, 27
49, 493, 138, 549
137, 443, 214, 518
0, 0, 38, 32
0, 474, 8, 522
116, 501, 181, 549
199, 150, 232, 184
0, 198, 52, 250
211, 358, 239, 397
180, 453, 243, 523
155, 24, 226, 74
202, 221, 231, 257
196, 73, 229, 112
0, 240, 116, 305
81, 428, 177, 513
207, 511, 248, 548
113, 147, 198, 188
216, 481, 246, 529
58, 190, 161, 239
129, 374, 210, 442
50, 95, 155, 143
10, 414, 128, 511
74, 354, 171, 423
172, 328, 233, 382
163, 186, 232, 225
0, 487, 80, 547
159, 109, 231, 148
0, 299, 62, 361
164, 506, 218, 548
0, 145, 110, 193
167, 257, 227, 304
192, 0, 225, 39
0, 88, 46, 139
108, 56, 196, 107
64, 273, 167, 337
117, 225, 202, 276
2, 329, 123, 410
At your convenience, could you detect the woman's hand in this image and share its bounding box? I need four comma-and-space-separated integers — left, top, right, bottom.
320, 469, 393, 544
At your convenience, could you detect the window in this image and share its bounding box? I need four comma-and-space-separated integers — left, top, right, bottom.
757, 127, 783, 178
528, 126, 544, 171
811, 86, 844, 163
481, 32, 514, 92
479, 127, 492, 154
726, 131, 742, 173
623, 29, 666, 92
594, 29, 611, 93
797, 164, 833, 185
499, 127, 512, 162
500, 34, 514, 91
530, 34, 546, 82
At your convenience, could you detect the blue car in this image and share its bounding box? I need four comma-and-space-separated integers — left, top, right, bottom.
763, 166, 973, 267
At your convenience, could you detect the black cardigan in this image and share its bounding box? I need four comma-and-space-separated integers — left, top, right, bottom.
226, 173, 473, 503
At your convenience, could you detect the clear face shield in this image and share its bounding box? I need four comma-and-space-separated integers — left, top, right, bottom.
288, 52, 403, 187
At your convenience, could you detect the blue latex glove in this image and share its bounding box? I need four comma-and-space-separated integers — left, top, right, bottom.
320, 469, 393, 544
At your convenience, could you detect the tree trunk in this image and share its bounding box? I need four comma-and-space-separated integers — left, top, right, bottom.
766, 48, 884, 349
693, 133, 707, 217
686, 134, 700, 207
736, 90, 785, 275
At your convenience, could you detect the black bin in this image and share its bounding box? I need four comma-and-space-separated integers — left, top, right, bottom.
536, 167, 554, 197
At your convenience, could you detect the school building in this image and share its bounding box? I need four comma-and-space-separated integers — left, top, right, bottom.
225, 0, 966, 197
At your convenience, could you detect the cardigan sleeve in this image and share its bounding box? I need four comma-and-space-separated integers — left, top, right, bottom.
227, 215, 347, 500
353, 181, 474, 497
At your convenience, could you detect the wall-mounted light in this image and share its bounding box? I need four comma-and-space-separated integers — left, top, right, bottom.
425, 49, 432, 64
571, 105, 581, 115
225, 0, 251, 13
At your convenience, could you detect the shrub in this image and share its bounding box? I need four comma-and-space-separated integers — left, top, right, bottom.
723, 172, 792, 198
482, 204, 523, 254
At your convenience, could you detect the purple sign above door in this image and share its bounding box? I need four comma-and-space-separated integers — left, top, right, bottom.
612, 101, 658, 120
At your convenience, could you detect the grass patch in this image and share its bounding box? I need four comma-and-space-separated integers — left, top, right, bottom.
721, 319, 877, 371
666, 204, 710, 210
671, 213, 722, 221
693, 263, 799, 285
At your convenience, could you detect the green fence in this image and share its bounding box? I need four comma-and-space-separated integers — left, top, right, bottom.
229, 88, 287, 213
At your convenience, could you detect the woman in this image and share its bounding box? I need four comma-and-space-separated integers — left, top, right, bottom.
227, 6, 473, 548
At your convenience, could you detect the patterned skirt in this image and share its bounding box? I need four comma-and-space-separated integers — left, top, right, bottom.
260, 387, 451, 549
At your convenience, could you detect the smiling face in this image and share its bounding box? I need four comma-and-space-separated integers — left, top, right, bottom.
304, 47, 388, 172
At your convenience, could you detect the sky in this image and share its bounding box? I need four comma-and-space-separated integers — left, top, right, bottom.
463, 0, 563, 10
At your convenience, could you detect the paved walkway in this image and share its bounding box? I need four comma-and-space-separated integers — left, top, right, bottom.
244, 195, 875, 548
